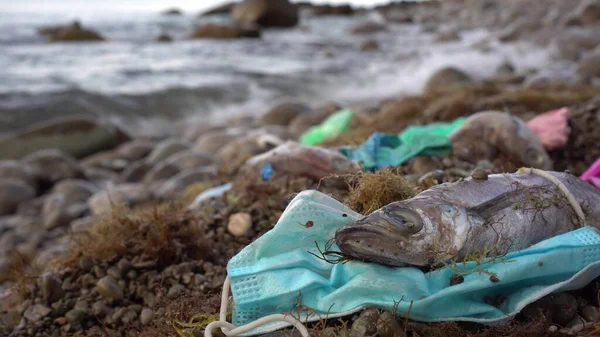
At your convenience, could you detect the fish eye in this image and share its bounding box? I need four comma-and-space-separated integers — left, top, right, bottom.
442, 205, 456, 216
383, 207, 423, 234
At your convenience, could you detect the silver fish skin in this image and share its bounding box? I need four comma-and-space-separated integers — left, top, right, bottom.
335, 171, 600, 267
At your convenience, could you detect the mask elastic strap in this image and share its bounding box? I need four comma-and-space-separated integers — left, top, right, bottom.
204, 276, 311, 337
518, 168, 586, 226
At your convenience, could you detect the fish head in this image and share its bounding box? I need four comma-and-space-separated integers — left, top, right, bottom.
335, 197, 471, 267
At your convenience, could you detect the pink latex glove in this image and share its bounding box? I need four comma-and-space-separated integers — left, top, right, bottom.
581, 158, 600, 191
526, 107, 571, 150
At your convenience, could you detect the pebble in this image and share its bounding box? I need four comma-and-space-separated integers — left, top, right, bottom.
167, 284, 186, 299
41, 273, 65, 305
117, 258, 132, 275
350, 310, 379, 337
96, 276, 124, 302
143, 162, 180, 182
107, 266, 122, 280
227, 212, 252, 237
65, 309, 87, 325
22, 149, 83, 186
552, 292, 578, 326
146, 139, 190, 164
376, 312, 405, 337
471, 167, 488, 180
0, 179, 36, 215
115, 140, 154, 162
23, 304, 51, 322
78, 256, 93, 272
91, 301, 109, 318
582, 305, 600, 322
140, 308, 154, 325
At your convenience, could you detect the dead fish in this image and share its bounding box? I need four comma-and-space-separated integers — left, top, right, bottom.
242, 141, 361, 181
449, 111, 552, 170
335, 170, 600, 267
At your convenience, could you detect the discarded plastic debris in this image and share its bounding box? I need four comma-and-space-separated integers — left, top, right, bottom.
581, 158, 600, 190
217, 190, 600, 337
526, 107, 571, 150
338, 118, 466, 171
188, 182, 233, 209
260, 163, 274, 181
241, 141, 361, 181
336, 169, 595, 267
300, 109, 354, 146
449, 111, 553, 170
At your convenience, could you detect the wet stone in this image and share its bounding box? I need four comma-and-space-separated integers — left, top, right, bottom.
582, 305, 600, 322
24, 304, 52, 322
552, 292, 578, 326
350, 310, 379, 337
140, 308, 154, 326
78, 256, 94, 272
41, 273, 65, 305
65, 309, 87, 325
96, 276, 123, 302
167, 284, 186, 299
376, 312, 405, 337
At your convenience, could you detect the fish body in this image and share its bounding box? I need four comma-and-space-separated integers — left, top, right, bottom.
335, 171, 600, 267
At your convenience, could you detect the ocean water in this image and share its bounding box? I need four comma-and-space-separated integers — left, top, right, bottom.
0, 3, 560, 137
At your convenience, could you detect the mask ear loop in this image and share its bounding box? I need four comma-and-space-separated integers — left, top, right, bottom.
204, 276, 311, 337
517, 168, 586, 227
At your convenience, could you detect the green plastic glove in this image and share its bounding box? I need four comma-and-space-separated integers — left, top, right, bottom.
300, 109, 354, 145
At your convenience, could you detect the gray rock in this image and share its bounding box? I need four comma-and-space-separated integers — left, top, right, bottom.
96, 276, 124, 302
83, 167, 119, 187
78, 256, 94, 271
259, 101, 310, 126
88, 183, 151, 215
0, 116, 129, 160
41, 273, 65, 305
22, 149, 83, 186
377, 312, 405, 337
194, 130, 241, 154
51, 179, 98, 204
350, 309, 379, 337
91, 301, 110, 318
424, 67, 472, 95
582, 305, 600, 322
143, 162, 180, 182
23, 304, 52, 322
232, 0, 299, 28
119, 160, 153, 183
114, 140, 154, 162
0, 179, 36, 215
167, 284, 186, 299
146, 139, 190, 164
16, 196, 45, 217
140, 308, 154, 325
578, 47, 600, 81
165, 151, 217, 170
552, 292, 578, 326
0, 160, 38, 189
65, 309, 87, 324
154, 167, 217, 199
70, 216, 95, 233
42, 194, 69, 230
117, 258, 132, 275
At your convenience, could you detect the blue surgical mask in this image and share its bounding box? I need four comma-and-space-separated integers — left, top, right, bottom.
213, 190, 600, 337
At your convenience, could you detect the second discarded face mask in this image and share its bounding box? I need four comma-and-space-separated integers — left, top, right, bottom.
227, 190, 600, 336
